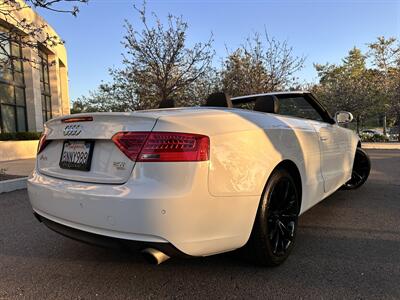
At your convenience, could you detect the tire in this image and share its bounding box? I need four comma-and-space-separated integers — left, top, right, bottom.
342, 148, 371, 190
247, 168, 300, 266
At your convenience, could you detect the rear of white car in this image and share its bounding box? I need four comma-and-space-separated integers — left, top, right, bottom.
28, 92, 367, 266
28, 110, 260, 257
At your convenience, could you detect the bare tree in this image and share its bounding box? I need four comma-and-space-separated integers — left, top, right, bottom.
75, 2, 215, 111
178, 66, 221, 106
117, 2, 214, 108
221, 31, 305, 97
221, 37, 267, 96
0, 0, 87, 67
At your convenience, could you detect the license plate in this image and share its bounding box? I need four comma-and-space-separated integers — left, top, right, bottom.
59, 140, 94, 171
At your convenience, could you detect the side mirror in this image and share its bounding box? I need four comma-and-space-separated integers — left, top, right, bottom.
335, 111, 353, 124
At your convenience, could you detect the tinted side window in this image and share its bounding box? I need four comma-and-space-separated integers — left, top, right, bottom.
278, 96, 323, 122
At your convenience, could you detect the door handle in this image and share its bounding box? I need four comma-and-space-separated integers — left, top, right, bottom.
320, 137, 328, 142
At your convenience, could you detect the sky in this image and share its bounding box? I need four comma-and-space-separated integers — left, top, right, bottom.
37, 0, 400, 101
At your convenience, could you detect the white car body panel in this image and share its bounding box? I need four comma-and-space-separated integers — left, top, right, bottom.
28, 104, 359, 257
310, 121, 354, 193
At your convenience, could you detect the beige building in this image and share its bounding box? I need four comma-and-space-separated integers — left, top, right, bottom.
0, 0, 69, 133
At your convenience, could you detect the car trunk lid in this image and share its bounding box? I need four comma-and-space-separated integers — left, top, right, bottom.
37, 113, 159, 184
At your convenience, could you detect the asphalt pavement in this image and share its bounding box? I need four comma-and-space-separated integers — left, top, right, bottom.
0, 149, 399, 299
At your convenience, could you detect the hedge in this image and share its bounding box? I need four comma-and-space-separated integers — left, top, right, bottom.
359, 133, 389, 143
0, 131, 42, 141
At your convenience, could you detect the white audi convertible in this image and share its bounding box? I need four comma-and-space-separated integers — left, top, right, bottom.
28, 91, 370, 266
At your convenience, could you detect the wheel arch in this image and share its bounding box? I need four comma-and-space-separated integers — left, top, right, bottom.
274, 160, 303, 212
244, 159, 303, 250
253, 159, 303, 225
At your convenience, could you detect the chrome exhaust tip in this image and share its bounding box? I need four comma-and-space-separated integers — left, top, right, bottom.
141, 248, 170, 265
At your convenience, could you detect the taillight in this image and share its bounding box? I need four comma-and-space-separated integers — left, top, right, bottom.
37, 133, 50, 154
139, 132, 209, 162
112, 132, 210, 162
111, 132, 150, 161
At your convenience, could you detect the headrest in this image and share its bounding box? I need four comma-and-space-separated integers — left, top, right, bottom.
159, 99, 175, 108
205, 92, 233, 108
253, 95, 280, 113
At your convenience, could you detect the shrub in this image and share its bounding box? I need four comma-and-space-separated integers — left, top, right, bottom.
359, 133, 389, 143
0, 131, 42, 141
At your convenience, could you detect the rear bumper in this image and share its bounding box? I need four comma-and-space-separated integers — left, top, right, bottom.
27, 167, 259, 257
34, 212, 186, 257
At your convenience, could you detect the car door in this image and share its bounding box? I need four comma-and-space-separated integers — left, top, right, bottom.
309, 121, 350, 193
277, 94, 348, 194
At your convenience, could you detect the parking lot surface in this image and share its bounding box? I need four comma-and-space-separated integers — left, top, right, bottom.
0, 150, 399, 299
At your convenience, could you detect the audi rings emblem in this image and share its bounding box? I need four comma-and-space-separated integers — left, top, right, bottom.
63, 124, 82, 136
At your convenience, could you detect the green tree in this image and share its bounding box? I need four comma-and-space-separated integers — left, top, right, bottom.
367, 36, 400, 140
313, 47, 380, 132
342, 47, 366, 76
75, 68, 139, 112
368, 37, 399, 72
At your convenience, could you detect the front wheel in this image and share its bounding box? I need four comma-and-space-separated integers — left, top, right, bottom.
247, 168, 300, 266
342, 147, 371, 190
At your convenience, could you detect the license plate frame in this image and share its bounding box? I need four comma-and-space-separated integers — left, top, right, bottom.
59, 140, 95, 171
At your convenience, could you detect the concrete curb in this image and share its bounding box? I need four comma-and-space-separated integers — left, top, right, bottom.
362, 143, 400, 150
0, 177, 28, 194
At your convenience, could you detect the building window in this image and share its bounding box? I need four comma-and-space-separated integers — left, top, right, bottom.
0, 25, 27, 133
39, 50, 52, 123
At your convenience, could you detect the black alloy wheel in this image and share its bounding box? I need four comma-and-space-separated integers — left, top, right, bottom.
267, 177, 298, 257
342, 148, 371, 190
247, 168, 300, 266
